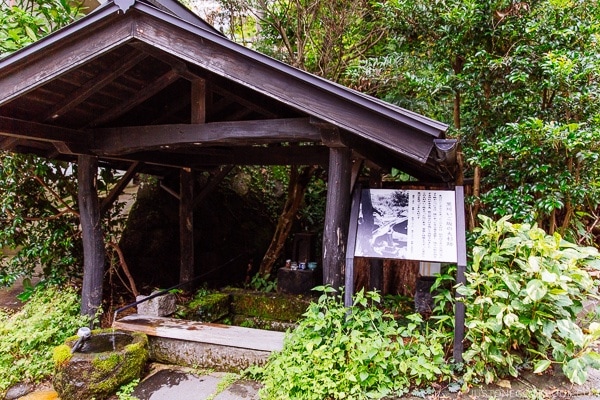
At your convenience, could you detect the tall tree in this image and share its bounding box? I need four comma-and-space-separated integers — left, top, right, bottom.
347, 0, 600, 243
217, 0, 386, 81
215, 0, 387, 276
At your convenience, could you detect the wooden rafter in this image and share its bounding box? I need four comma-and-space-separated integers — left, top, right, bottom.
0, 16, 133, 106
92, 118, 321, 155
0, 117, 88, 145
89, 69, 181, 127
0, 136, 20, 151
44, 50, 148, 122
100, 161, 144, 215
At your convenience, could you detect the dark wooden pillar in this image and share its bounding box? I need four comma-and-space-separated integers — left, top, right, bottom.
78, 155, 105, 319
322, 147, 352, 290
179, 167, 195, 286
178, 79, 204, 287
191, 78, 206, 124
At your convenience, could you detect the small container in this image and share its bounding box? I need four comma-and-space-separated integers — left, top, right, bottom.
290, 261, 298, 270
298, 262, 306, 270
285, 259, 291, 269
308, 262, 317, 271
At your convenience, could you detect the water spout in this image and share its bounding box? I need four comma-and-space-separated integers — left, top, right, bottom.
70, 327, 92, 354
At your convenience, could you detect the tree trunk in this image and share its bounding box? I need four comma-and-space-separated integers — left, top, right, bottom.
258, 165, 316, 277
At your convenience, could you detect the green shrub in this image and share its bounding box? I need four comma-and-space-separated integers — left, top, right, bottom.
458, 216, 600, 384
254, 216, 600, 397
0, 285, 89, 395
254, 287, 453, 399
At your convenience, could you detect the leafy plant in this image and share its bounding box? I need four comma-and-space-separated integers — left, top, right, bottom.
457, 215, 600, 385
0, 285, 90, 396
116, 378, 140, 400
248, 272, 277, 293
0, 4, 128, 290
255, 286, 453, 399
0, 0, 83, 56
206, 373, 240, 400
253, 216, 600, 398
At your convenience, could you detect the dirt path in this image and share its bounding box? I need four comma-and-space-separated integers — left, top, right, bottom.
0, 278, 28, 311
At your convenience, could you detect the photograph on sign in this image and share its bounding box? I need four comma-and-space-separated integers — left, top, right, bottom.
354, 189, 458, 263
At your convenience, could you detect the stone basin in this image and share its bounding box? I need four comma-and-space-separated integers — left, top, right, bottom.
52, 330, 148, 400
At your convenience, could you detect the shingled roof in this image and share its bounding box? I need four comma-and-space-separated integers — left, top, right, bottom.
0, 0, 451, 181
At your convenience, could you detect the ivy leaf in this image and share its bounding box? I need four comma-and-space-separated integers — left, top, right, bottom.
541, 270, 557, 284
528, 256, 541, 273
502, 273, 521, 294
563, 358, 588, 385
557, 319, 585, 347
533, 359, 551, 374
584, 352, 600, 369
525, 279, 547, 302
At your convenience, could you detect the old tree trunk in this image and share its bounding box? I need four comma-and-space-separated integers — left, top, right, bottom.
258, 165, 316, 277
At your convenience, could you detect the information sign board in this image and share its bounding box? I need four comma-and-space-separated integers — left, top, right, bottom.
354, 189, 457, 263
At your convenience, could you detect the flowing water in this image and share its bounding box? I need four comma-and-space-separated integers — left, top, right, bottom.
77, 332, 133, 353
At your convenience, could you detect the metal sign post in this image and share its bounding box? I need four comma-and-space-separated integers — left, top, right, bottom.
345, 186, 468, 361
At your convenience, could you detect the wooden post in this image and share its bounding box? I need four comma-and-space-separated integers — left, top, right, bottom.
178, 79, 204, 287
78, 155, 105, 319
322, 147, 352, 290
179, 167, 195, 286
191, 78, 206, 124
454, 186, 468, 362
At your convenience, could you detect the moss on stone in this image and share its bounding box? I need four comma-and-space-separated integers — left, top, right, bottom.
182, 293, 231, 322
227, 291, 311, 322
53, 330, 149, 400
231, 315, 296, 332
52, 344, 72, 366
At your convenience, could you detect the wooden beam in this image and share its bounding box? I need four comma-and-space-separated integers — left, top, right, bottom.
100, 161, 143, 215
191, 79, 206, 124
210, 84, 278, 119
132, 13, 443, 163
0, 117, 90, 145
44, 50, 148, 122
103, 145, 329, 169
89, 68, 181, 127
322, 147, 352, 290
313, 119, 347, 148
180, 167, 195, 286
93, 118, 322, 155
77, 155, 105, 320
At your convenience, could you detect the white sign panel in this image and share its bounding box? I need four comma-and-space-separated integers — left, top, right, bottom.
354, 189, 458, 263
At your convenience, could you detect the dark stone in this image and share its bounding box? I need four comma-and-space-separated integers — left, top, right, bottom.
227, 288, 312, 321
183, 292, 231, 322
5, 383, 35, 400
415, 276, 437, 316
120, 179, 276, 290
276, 268, 319, 295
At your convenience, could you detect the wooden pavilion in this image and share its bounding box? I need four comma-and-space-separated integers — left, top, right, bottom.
0, 0, 455, 317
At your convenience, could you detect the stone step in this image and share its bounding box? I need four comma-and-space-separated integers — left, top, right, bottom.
113, 314, 286, 371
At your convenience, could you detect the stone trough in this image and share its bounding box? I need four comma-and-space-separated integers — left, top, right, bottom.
113, 314, 285, 372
